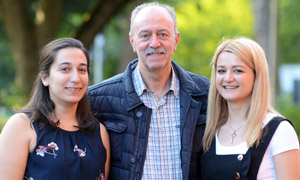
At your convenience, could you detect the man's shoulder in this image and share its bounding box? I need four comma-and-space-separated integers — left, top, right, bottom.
185, 72, 210, 96
187, 71, 210, 86
88, 73, 124, 96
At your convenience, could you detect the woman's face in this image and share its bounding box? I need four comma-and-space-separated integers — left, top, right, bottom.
216, 52, 255, 105
42, 47, 89, 107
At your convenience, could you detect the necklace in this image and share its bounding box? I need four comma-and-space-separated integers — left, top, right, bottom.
228, 121, 246, 144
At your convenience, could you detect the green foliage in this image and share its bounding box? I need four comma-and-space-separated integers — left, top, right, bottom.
0, 0, 100, 107
101, 15, 127, 79
0, 40, 15, 90
276, 94, 300, 136
172, 0, 254, 78
0, 114, 9, 133
0, 18, 17, 107
59, 0, 99, 37
0, 12, 15, 90
279, 0, 300, 63
0, 84, 28, 108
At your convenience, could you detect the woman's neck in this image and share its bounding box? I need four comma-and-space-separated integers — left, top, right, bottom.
227, 101, 250, 124
53, 103, 79, 130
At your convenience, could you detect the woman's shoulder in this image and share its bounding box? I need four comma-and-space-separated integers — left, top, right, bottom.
263, 112, 282, 127
99, 122, 110, 151
0, 112, 36, 153
4, 113, 32, 131
268, 114, 299, 155
99, 123, 109, 142
4, 113, 36, 138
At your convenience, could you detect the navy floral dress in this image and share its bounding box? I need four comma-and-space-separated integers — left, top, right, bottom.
24, 120, 106, 180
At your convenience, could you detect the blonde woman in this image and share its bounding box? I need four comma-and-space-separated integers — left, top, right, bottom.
201, 37, 300, 180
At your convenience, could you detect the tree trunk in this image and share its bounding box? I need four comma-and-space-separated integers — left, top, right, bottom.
252, 0, 279, 105
269, 0, 279, 100
253, 0, 270, 55
0, 0, 39, 95
35, 0, 63, 45
73, 0, 134, 49
0, 0, 135, 97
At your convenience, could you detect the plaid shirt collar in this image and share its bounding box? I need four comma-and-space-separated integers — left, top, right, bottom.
133, 65, 179, 98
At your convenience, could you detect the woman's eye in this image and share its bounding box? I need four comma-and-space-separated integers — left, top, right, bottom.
234, 69, 243, 73
217, 69, 225, 74
61, 67, 69, 71
79, 68, 87, 73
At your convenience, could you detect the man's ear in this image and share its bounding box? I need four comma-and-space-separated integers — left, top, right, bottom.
129, 34, 136, 53
174, 32, 180, 51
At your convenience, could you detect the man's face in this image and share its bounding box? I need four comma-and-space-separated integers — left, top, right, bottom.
129, 6, 180, 73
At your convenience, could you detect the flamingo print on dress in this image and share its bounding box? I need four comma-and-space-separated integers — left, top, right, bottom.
73, 144, 87, 157
96, 169, 105, 180
36, 142, 59, 158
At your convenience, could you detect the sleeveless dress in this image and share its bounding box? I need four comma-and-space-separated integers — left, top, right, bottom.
24, 120, 106, 180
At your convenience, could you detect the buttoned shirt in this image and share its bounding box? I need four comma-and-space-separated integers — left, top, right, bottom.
132, 66, 182, 179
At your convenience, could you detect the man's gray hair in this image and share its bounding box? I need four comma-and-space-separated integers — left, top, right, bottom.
129, 2, 178, 37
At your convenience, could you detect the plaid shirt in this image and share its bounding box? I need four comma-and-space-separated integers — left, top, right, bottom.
132, 66, 182, 179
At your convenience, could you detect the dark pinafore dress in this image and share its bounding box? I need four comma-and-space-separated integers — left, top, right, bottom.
200, 117, 290, 180
24, 120, 107, 180
201, 137, 251, 180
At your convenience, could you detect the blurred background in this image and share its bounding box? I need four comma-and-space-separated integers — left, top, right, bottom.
0, 0, 299, 135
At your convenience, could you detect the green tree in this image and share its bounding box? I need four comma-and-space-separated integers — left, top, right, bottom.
0, 0, 144, 105
279, 0, 300, 64
172, 0, 253, 78
252, 0, 279, 102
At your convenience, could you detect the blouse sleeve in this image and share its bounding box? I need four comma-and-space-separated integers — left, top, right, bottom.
270, 121, 300, 156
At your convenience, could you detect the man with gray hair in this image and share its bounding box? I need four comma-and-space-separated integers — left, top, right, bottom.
88, 2, 209, 179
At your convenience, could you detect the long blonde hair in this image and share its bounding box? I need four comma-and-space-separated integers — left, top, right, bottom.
202, 37, 279, 151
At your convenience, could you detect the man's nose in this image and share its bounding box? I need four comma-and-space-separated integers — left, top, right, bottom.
149, 35, 161, 48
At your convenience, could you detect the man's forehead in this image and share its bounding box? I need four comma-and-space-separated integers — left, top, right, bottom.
134, 6, 172, 24
137, 27, 170, 34
132, 6, 174, 33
